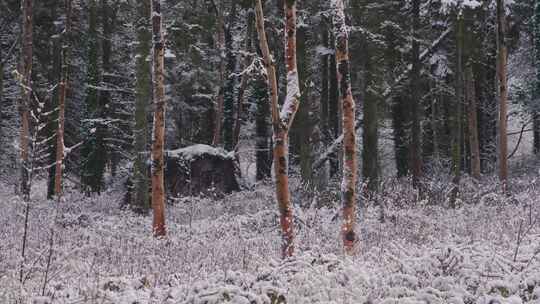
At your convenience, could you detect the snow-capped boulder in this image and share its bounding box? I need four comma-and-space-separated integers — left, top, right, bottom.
164, 144, 241, 197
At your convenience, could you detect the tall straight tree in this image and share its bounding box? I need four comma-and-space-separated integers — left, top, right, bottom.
132, 0, 151, 213
101, 0, 117, 176
81, 0, 106, 194
211, 2, 225, 147
54, 0, 71, 199
534, 0, 540, 155
0, 46, 3, 145
252, 14, 272, 181
150, 0, 166, 237
20, 0, 33, 201
496, 0, 509, 185
222, 4, 237, 152
466, 63, 481, 179
332, 0, 358, 254
254, 73, 272, 181
410, 0, 422, 189
254, 0, 301, 258
450, 11, 464, 207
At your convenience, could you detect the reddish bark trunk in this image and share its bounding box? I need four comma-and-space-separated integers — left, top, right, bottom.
255, 0, 300, 258
332, 0, 358, 254
151, 0, 166, 237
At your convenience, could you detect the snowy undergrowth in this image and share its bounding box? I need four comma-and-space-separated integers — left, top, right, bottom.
0, 175, 539, 304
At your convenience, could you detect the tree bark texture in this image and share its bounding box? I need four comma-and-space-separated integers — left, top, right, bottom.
54, 0, 71, 199
20, 0, 33, 201
496, 0, 508, 185
332, 0, 358, 254
255, 0, 301, 258
151, 0, 166, 237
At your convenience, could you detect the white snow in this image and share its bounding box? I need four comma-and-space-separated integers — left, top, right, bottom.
1, 171, 539, 303
167, 144, 234, 161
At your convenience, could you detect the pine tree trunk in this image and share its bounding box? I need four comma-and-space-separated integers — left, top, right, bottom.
450, 12, 464, 207
81, 0, 106, 194
101, 0, 117, 176
534, 115, 540, 154
466, 64, 481, 179
362, 42, 378, 192
410, 0, 422, 189
0, 46, 3, 145
294, 26, 313, 186
223, 21, 237, 152
151, 0, 166, 237
212, 5, 225, 147
533, 0, 540, 155
393, 97, 409, 177
321, 19, 330, 151
133, 0, 151, 213
496, 0, 508, 185
332, 0, 358, 254
255, 0, 301, 258
53, 0, 71, 199
255, 74, 271, 181
328, 51, 340, 176
0, 41, 2, 111
20, 0, 33, 201
233, 10, 255, 150
47, 28, 61, 200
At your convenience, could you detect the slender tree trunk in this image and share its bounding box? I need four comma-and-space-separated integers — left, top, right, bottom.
362, 42, 378, 192
393, 95, 409, 177
332, 0, 358, 254
20, 0, 33, 201
450, 12, 464, 207
54, 0, 71, 199
223, 16, 237, 152
234, 65, 249, 149
466, 64, 481, 179
255, 0, 301, 258
534, 115, 540, 154
533, 111, 540, 155
321, 19, 330, 151
0, 45, 3, 136
318, 18, 331, 187
252, 13, 271, 181
212, 4, 225, 147
329, 51, 340, 176
233, 74, 247, 149
496, 0, 508, 186
294, 25, 313, 186
81, 0, 106, 194
133, 0, 151, 213
254, 74, 271, 180
533, 0, 540, 155
47, 30, 61, 200
101, 0, 117, 176
0, 47, 2, 159
233, 8, 253, 150
410, 0, 422, 189
151, 0, 166, 237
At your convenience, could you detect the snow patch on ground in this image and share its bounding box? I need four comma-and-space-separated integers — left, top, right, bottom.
1, 173, 539, 303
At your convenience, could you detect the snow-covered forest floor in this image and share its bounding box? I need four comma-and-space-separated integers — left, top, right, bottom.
1, 166, 540, 304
